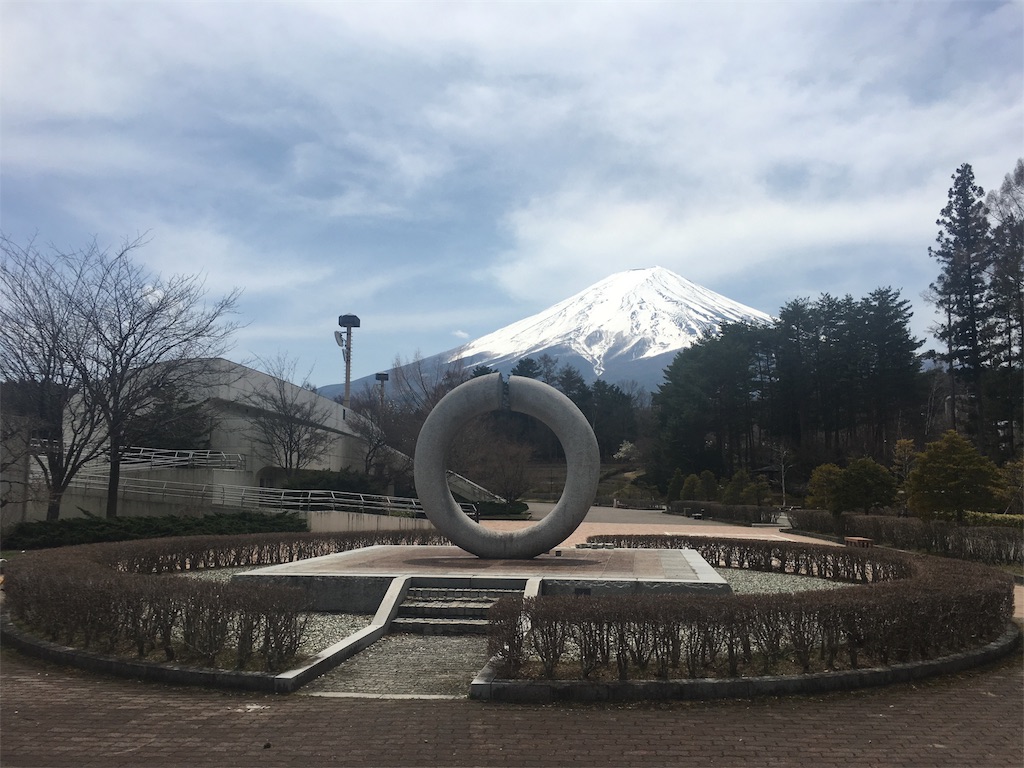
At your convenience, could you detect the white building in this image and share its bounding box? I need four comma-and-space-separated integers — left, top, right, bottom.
3, 358, 371, 524
197, 358, 367, 484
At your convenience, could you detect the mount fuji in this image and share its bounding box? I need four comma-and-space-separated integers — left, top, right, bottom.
330, 266, 773, 398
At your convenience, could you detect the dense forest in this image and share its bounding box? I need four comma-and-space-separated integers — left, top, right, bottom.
649, 161, 1021, 486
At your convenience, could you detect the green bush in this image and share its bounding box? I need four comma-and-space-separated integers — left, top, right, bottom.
906, 431, 1003, 522
474, 500, 530, 517
2, 510, 308, 550
278, 468, 383, 494
965, 511, 1024, 528
666, 501, 779, 525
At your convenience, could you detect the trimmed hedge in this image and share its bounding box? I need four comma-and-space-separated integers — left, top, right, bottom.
2, 511, 308, 551
474, 501, 530, 518
787, 510, 1023, 566
964, 511, 1024, 529
3, 530, 448, 672
487, 534, 1013, 680
666, 501, 780, 526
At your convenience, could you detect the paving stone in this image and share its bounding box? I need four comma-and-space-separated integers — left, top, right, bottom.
2, 647, 1021, 767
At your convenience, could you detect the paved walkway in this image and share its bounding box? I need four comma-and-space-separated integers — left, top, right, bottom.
300, 635, 489, 698
2, 648, 1020, 767
2, 509, 1022, 767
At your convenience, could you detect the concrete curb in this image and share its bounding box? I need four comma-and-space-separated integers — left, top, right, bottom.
469, 622, 1022, 703
274, 575, 411, 691
0, 575, 412, 695
1, 612, 286, 692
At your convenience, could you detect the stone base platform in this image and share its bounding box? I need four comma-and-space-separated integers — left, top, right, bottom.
234, 545, 730, 612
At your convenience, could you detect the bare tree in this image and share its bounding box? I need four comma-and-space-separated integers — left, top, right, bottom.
389, 353, 469, 416
348, 384, 411, 490
1, 238, 106, 520
0, 234, 241, 519
1, 387, 40, 524
474, 437, 533, 506
242, 354, 338, 478
380, 353, 469, 458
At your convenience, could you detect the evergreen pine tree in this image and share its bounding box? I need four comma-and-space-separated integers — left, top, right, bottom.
983, 159, 1024, 459
927, 163, 994, 449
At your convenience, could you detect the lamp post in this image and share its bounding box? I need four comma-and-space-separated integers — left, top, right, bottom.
375, 371, 389, 412
335, 314, 360, 408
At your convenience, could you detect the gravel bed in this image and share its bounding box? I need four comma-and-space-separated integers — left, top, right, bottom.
300, 634, 489, 696
717, 567, 856, 594
178, 566, 258, 583
179, 567, 372, 656
181, 565, 852, 664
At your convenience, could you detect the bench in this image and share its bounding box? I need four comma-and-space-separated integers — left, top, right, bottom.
844, 536, 873, 548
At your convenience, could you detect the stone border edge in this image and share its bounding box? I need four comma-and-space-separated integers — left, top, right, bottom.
469, 622, 1022, 703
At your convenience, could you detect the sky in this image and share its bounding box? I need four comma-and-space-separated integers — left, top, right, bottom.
2, 1, 1021, 389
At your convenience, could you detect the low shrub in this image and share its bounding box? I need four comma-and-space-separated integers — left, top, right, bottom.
667, 502, 780, 526
965, 511, 1024, 529
487, 535, 1013, 680
2, 510, 308, 550
474, 500, 530, 518
786, 510, 1023, 567
3, 529, 448, 672
278, 468, 384, 495
786, 509, 838, 535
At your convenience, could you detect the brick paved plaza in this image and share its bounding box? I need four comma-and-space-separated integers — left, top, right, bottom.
2, 649, 1020, 768
2, 512, 1022, 767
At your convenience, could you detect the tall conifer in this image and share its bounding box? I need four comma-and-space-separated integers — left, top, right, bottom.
928, 163, 993, 447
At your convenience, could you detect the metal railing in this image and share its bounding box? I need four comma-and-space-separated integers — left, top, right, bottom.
112, 447, 246, 470
27, 442, 247, 472
68, 472, 476, 519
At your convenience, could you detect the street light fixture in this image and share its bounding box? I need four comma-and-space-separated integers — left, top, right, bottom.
375, 372, 389, 412
336, 314, 360, 408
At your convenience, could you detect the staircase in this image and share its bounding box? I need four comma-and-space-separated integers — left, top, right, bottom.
390, 587, 522, 635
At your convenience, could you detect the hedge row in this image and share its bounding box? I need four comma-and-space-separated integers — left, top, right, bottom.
666, 502, 781, 526
787, 510, 1023, 566
586, 533, 912, 581
2, 510, 308, 550
962, 511, 1024, 529
89, 530, 449, 574
2, 530, 448, 672
488, 537, 1013, 680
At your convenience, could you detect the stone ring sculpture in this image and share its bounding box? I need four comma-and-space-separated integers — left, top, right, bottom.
413, 373, 600, 559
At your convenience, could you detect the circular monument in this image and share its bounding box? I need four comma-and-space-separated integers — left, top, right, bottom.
413, 373, 600, 559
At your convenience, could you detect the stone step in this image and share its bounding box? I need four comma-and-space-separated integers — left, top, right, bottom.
404, 587, 521, 602
390, 586, 522, 635
399, 601, 494, 620
389, 617, 491, 635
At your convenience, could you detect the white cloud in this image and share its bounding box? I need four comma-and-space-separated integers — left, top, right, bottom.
2, 0, 1020, 383
489, 178, 946, 306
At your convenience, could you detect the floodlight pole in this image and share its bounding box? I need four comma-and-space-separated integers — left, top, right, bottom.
336, 314, 361, 409
375, 372, 389, 412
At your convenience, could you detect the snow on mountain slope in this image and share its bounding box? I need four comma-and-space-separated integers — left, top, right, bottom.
447, 266, 773, 377
323, 266, 774, 399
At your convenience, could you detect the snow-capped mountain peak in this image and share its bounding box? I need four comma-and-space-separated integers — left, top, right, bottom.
447, 266, 772, 378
